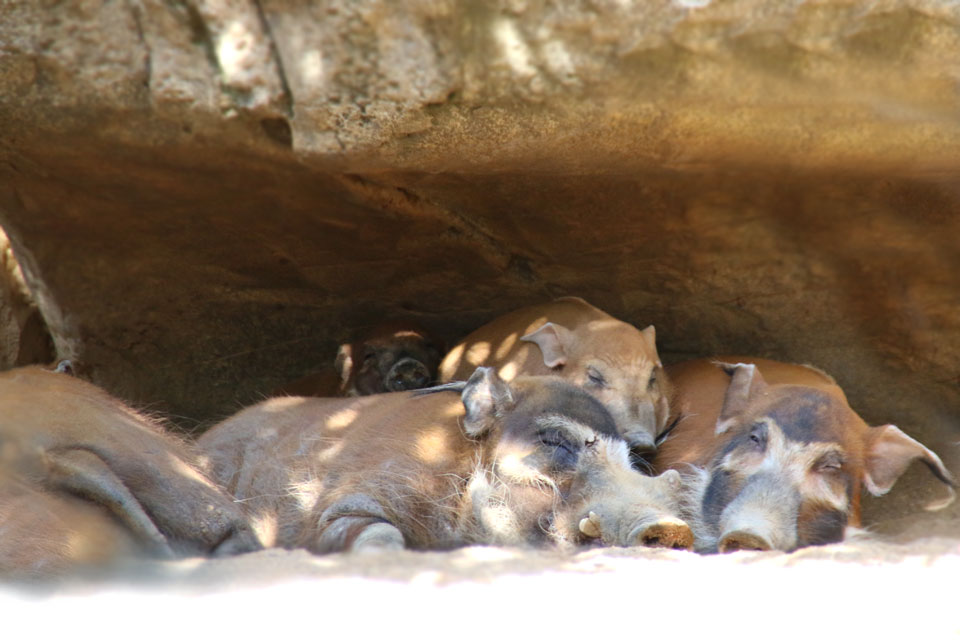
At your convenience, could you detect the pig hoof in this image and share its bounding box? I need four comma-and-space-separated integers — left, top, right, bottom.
351, 522, 406, 553
578, 511, 602, 538
633, 518, 694, 551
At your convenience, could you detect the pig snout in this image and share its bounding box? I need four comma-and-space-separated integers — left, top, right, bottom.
579, 510, 693, 550
577, 469, 692, 550
632, 516, 695, 550
622, 428, 656, 455
385, 358, 432, 391
623, 401, 658, 454
716, 473, 799, 553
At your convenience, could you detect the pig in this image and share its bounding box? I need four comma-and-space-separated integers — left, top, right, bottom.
439, 297, 670, 455
0, 471, 140, 579
0, 363, 261, 577
652, 357, 957, 553
199, 367, 693, 553
276, 321, 444, 397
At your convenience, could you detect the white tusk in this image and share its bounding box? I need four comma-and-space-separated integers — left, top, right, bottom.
579, 511, 601, 538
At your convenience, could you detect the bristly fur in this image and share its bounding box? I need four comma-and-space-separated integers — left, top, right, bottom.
675, 464, 718, 553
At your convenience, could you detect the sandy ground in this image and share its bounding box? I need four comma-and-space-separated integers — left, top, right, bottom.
4, 535, 959, 638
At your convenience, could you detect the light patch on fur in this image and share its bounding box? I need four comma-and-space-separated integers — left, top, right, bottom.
165, 451, 219, 489
415, 427, 451, 464
465, 471, 522, 545
325, 408, 358, 430
260, 396, 307, 413
496, 451, 557, 492
495, 332, 519, 359
289, 477, 324, 513
498, 361, 519, 381
315, 441, 344, 463
465, 341, 491, 367
250, 512, 278, 547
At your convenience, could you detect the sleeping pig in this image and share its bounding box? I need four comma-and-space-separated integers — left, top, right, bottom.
439, 297, 670, 455
0, 363, 261, 578
199, 367, 693, 553
653, 358, 956, 553
277, 321, 444, 397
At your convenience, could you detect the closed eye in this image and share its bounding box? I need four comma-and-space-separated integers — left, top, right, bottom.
815, 452, 845, 473
537, 428, 581, 468
586, 367, 606, 388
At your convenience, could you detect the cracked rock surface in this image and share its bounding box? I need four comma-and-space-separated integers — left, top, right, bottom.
0, 0, 958, 543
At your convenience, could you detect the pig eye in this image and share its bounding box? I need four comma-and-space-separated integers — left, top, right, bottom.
746, 423, 767, 450
586, 368, 606, 388
537, 428, 580, 468
647, 372, 658, 390
815, 453, 844, 474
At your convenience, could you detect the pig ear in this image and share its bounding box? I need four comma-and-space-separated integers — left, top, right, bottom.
863, 424, 957, 511
334, 344, 353, 385
715, 363, 768, 434
640, 325, 662, 366
461, 367, 514, 437
520, 322, 571, 368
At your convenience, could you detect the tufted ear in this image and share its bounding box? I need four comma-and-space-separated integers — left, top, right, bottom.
715, 362, 768, 434
461, 367, 514, 437
334, 344, 354, 386
863, 424, 957, 511
520, 322, 572, 368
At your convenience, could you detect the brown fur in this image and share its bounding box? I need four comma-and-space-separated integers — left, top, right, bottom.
439, 298, 670, 452
0, 365, 261, 577
653, 357, 956, 552
199, 370, 691, 553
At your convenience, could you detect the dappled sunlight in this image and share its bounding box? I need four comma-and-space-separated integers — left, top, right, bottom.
315, 441, 344, 463
165, 451, 216, 487
289, 478, 324, 514
250, 512, 278, 548
494, 332, 518, 359
498, 361, 518, 381
442, 343, 465, 374
414, 427, 451, 464
260, 396, 307, 413
299, 49, 324, 85
493, 18, 536, 78
216, 20, 257, 79
326, 408, 358, 430
441, 402, 463, 418
464, 341, 491, 367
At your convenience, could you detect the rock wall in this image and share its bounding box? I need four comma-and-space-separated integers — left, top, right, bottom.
0, 0, 958, 534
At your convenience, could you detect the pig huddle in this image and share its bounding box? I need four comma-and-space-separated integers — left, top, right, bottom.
0, 297, 955, 578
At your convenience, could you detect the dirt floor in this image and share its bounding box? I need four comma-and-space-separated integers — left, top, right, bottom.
4, 535, 958, 637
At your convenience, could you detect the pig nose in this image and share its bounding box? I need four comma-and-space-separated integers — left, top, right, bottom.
632, 517, 694, 550
718, 530, 773, 553
387, 358, 431, 391
623, 429, 656, 455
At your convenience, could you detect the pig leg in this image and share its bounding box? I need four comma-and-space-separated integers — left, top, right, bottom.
308, 493, 405, 554
44, 448, 175, 558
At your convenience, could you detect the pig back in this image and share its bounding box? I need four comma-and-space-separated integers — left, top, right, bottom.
440, 297, 610, 382
198, 390, 478, 549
